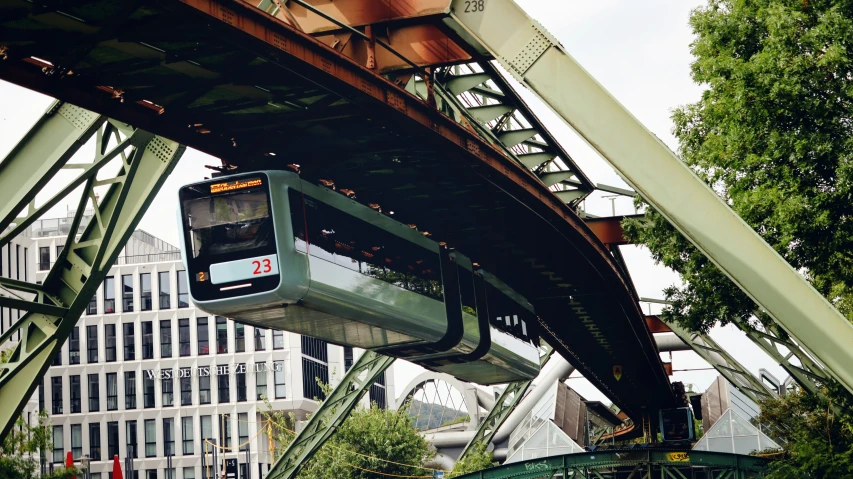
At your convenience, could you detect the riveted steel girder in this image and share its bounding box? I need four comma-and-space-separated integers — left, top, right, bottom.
456, 346, 553, 462
0, 101, 184, 437
266, 350, 395, 479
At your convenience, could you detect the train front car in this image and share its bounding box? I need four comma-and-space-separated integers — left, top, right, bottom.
178, 170, 539, 384
178, 171, 456, 353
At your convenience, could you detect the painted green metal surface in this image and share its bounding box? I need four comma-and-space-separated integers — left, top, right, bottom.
0, 101, 185, 437
457, 346, 554, 462
454, 450, 768, 479
265, 350, 395, 479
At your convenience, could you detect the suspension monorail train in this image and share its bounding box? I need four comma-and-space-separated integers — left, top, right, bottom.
177, 170, 540, 384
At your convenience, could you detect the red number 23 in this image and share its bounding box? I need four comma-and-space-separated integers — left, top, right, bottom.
252, 259, 272, 274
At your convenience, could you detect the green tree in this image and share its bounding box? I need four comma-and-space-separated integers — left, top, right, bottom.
624, 0, 853, 334
449, 442, 496, 478
622, 1, 853, 476
264, 397, 435, 479
0, 409, 79, 479
758, 389, 853, 478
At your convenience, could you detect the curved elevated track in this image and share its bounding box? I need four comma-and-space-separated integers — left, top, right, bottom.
0, 0, 674, 421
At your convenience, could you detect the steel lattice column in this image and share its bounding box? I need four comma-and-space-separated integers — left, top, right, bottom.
456, 346, 554, 462
0, 101, 185, 437
266, 350, 395, 479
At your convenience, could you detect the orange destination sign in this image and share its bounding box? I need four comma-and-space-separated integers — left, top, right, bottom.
210, 177, 262, 194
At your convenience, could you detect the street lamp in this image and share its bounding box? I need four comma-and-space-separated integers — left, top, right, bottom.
80, 454, 91, 479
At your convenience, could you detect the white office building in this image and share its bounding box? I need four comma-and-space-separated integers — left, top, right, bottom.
5, 212, 393, 479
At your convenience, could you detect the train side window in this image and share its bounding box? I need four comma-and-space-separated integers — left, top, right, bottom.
293, 191, 443, 301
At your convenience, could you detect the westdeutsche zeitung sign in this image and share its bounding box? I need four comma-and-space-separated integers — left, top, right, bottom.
145, 361, 282, 380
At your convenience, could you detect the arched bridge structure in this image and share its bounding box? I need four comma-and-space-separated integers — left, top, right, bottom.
0, 0, 676, 437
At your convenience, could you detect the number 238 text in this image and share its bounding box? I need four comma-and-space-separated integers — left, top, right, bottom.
464, 0, 484, 13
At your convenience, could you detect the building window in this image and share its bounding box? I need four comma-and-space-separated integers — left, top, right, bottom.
200, 415, 213, 445
199, 374, 211, 405
71, 424, 82, 459
88, 374, 99, 412
184, 467, 195, 479
121, 274, 134, 312
179, 319, 190, 357
369, 371, 387, 410
39, 246, 49, 271
146, 471, 157, 479
56, 244, 64, 258
216, 317, 227, 354
52, 349, 61, 366
181, 416, 194, 455
123, 323, 135, 361
239, 465, 248, 479
86, 325, 98, 363
125, 371, 137, 410
254, 328, 265, 351
273, 330, 284, 350
144, 419, 156, 457
52, 425, 63, 462
142, 321, 153, 360
107, 421, 119, 460
163, 418, 175, 456
106, 373, 118, 411
159, 271, 171, 309
256, 368, 267, 400
197, 317, 209, 355
180, 370, 192, 406
144, 375, 155, 408
344, 346, 353, 372
51, 376, 62, 415
238, 413, 249, 452
140, 273, 152, 311
87, 294, 97, 315
103, 276, 115, 314
69, 375, 81, 413
301, 336, 328, 400
275, 361, 287, 399
162, 376, 174, 407
69, 327, 80, 364
218, 414, 232, 451
235, 323, 245, 353
217, 370, 230, 403
126, 420, 138, 459
236, 365, 247, 402
89, 423, 101, 461
161, 320, 172, 358
105, 324, 116, 362
177, 270, 189, 308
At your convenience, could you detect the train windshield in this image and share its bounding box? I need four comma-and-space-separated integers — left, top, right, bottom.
182, 181, 272, 259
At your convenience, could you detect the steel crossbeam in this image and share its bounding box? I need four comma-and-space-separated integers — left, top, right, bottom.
266, 350, 395, 479
456, 345, 553, 462
0, 101, 185, 437
659, 318, 776, 405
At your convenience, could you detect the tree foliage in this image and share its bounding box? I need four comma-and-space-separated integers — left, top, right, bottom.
758, 387, 853, 478
264, 397, 435, 479
0, 409, 77, 479
623, 0, 853, 334
449, 442, 496, 478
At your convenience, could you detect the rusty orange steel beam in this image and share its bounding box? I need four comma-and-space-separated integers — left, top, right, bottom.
583, 215, 642, 246
256, 0, 473, 72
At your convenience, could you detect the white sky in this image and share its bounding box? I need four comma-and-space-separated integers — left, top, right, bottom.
0, 0, 788, 405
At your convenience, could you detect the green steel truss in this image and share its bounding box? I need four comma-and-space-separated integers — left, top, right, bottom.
453, 450, 768, 479
457, 346, 554, 462
0, 101, 185, 437
266, 350, 395, 479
